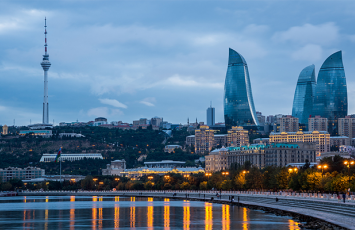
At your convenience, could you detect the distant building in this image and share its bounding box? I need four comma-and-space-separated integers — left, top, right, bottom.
256, 112, 265, 125
0, 167, 45, 182
139, 118, 148, 125
59, 133, 85, 138
205, 142, 317, 172
151, 117, 163, 127
40, 153, 103, 162
308, 116, 328, 132
94, 117, 107, 126
279, 115, 299, 132
214, 134, 228, 147
2, 125, 8, 135
186, 135, 195, 146
338, 116, 355, 140
144, 160, 186, 168
164, 145, 182, 153
133, 120, 139, 126
227, 126, 249, 147
19, 130, 52, 137
330, 136, 350, 147
206, 106, 215, 126
28, 123, 53, 130
269, 131, 330, 155
195, 125, 214, 154
102, 160, 126, 176
253, 138, 270, 145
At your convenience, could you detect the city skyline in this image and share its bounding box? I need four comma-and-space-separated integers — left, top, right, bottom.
2, 1, 355, 126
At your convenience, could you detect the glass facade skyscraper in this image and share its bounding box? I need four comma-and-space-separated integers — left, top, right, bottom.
292, 64, 316, 126
313, 51, 347, 135
224, 48, 259, 129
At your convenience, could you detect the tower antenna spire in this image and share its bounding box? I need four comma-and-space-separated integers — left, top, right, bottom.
41, 17, 51, 124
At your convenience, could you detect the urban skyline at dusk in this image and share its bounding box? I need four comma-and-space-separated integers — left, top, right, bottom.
1, 1, 355, 126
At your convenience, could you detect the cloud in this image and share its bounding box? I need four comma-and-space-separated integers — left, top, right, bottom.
99, 98, 127, 109
87, 107, 109, 117
162, 74, 223, 89
140, 97, 156, 107
273, 23, 339, 46
291, 44, 323, 62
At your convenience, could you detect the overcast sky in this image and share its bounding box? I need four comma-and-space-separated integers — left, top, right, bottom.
1, 0, 355, 126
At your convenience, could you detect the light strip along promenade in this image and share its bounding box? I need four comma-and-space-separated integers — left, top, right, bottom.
20, 190, 355, 229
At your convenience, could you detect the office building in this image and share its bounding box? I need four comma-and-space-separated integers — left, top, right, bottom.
279, 115, 299, 132
195, 125, 214, 154
292, 65, 316, 126
308, 116, 328, 132
206, 106, 215, 126
227, 126, 249, 147
338, 116, 355, 139
151, 117, 163, 127
313, 51, 347, 135
0, 167, 45, 182
269, 131, 330, 155
224, 48, 259, 128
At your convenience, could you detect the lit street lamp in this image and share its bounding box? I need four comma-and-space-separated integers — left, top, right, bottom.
222, 171, 229, 177
317, 165, 328, 177
344, 160, 355, 192
288, 167, 298, 173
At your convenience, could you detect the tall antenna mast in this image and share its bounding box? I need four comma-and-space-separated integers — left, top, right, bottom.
41, 17, 51, 124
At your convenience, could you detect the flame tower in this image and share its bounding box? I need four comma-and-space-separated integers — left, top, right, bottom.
41, 18, 51, 124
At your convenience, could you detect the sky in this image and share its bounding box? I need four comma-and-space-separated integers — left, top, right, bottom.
1, 0, 355, 126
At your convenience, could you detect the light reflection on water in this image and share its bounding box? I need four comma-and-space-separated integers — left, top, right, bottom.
0, 196, 300, 229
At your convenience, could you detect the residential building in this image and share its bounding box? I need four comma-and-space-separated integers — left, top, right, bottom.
195, 125, 214, 154
205, 147, 230, 172
313, 51, 347, 135
292, 65, 316, 126
265, 142, 317, 167
308, 116, 328, 132
253, 138, 270, 145
256, 111, 265, 125
338, 116, 355, 139
164, 145, 182, 153
133, 120, 139, 126
40, 153, 103, 162
139, 118, 148, 125
186, 135, 195, 146
279, 115, 299, 132
214, 134, 228, 147
227, 126, 249, 147
0, 167, 45, 182
207, 106, 215, 126
224, 48, 259, 128
151, 117, 163, 127
330, 136, 350, 147
269, 131, 330, 155
102, 159, 126, 176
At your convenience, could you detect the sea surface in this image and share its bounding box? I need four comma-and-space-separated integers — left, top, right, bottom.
0, 196, 300, 229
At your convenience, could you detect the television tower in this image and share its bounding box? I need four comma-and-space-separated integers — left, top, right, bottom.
41, 18, 51, 124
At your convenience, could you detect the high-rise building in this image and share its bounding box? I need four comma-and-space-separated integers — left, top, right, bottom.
278, 115, 299, 132
308, 116, 328, 132
256, 111, 265, 124
206, 105, 215, 126
224, 48, 259, 129
269, 130, 330, 156
338, 116, 355, 139
313, 51, 347, 135
292, 65, 316, 126
195, 125, 215, 155
41, 18, 51, 124
227, 126, 249, 147
151, 117, 163, 127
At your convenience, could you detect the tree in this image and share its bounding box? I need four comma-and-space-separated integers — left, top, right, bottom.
221, 180, 232, 190
234, 172, 246, 189
245, 167, 263, 189
81, 175, 94, 190
199, 181, 208, 190
276, 168, 289, 190
306, 172, 322, 191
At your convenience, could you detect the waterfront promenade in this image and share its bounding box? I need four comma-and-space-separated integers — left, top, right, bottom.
18, 190, 355, 229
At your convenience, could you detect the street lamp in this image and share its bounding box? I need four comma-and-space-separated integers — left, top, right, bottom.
183, 174, 190, 181
344, 160, 355, 192
222, 171, 229, 177
115, 178, 120, 181
205, 172, 212, 178
242, 170, 249, 174
288, 167, 298, 173
317, 165, 328, 177
148, 176, 154, 180
164, 175, 170, 180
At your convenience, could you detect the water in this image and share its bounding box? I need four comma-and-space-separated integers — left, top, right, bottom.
0, 196, 300, 229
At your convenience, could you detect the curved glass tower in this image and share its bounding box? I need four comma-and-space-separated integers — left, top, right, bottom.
292, 64, 316, 126
313, 51, 347, 135
224, 48, 259, 129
